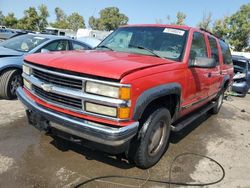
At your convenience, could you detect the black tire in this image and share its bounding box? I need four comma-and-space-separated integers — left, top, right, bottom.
211, 90, 224, 114
0, 69, 22, 100
127, 108, 171, 169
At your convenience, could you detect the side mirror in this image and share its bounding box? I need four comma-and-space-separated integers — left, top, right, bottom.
190, 57, 216, 68
41, 48, 50, 53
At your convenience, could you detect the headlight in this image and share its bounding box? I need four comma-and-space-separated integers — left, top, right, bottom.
85, 81, 131, 100
23, 79, 32, 90
85, 102, 117, 117
23, 65, 31, 75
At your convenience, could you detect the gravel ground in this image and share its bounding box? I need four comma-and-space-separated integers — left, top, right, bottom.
0, 95, 250, 188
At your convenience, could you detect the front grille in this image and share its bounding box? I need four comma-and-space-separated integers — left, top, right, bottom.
33, 69, 82, 90
33, 85, 82, 110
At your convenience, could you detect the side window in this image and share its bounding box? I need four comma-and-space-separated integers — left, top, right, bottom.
42, 40, 69, 52
219, 40, 232, 64
208, 36, 219, 65
189, 32, 208, 60
72, 41, 89, 50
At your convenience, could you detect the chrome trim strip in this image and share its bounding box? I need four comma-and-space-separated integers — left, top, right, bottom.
181, 93, 217, 110
24, 62, 131, 87
23, 74, 130, 107
23, 74, 130, 122
22, 62, 132, 122
16, 87, 139, 146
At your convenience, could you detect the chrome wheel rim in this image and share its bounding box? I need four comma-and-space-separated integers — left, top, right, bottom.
148, 120, 167, 157
10, 75, 22, 95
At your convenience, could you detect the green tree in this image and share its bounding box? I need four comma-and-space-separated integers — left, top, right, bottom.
0, 11, 5, 25
213, 4, 250, 51
227, 4, 250, 51
88, 7, 128, 31
213, 16, 230, 38
67, 12, 85, 31
38, 4, 49, 31
175, 11, 186, 25
4, 13, 18, 28
51, 7, 69, 29
197, 12, 212, 31
89, 16, 99, 30
16, 7, 40, 30
55, 7, 67, 22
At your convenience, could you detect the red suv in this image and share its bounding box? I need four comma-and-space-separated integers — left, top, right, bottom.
17, 24, 233, 169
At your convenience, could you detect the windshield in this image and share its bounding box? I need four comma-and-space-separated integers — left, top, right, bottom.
97, 27, 188, 61
0, 34, 48, 52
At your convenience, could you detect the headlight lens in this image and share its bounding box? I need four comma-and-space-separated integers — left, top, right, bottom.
23, 65, 31, 75
23, 79, 32, 90
85, 102, 117, 117
85, 81, 120, 98
85, 81, 131, 99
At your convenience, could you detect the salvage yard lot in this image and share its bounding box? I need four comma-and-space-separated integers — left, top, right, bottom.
0, 95, 250, 188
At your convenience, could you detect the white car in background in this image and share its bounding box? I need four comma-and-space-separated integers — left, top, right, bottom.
77, 37, 101, 48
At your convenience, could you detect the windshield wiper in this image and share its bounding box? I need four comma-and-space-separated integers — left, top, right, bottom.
128, 44, 165, 59
95, 45, 114, 51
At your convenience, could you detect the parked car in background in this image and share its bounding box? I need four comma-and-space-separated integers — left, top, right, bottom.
232, 55, 250, 97
0, 33, 93, 99
77, 37, 101, 48
0, 28, 17, 41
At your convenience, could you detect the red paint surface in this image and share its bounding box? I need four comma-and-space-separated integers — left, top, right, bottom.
24, 25, 234, 126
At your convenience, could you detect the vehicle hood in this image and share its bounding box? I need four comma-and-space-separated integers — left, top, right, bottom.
0, 46, 24, 57
24, 50, 174, 80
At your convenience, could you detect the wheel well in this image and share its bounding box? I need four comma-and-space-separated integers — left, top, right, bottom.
140, 94, 179, 122
223, 80, 229, 91
0, 67, 22, 75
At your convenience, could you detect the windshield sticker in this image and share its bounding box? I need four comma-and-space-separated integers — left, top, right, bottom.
163, 28, 185, 36
34, 37, 45, 40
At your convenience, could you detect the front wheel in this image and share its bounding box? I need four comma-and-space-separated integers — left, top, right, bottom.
0, 69, 22, 100
127, 108, 171, 169
211, 91, 224, 114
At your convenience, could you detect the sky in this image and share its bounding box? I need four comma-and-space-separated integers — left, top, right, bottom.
0, 0, 249, 28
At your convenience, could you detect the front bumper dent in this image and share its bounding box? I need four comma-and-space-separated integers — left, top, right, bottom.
16, 87, 139, 147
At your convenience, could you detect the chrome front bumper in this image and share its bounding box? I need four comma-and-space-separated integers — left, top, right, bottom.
16, 87, 139, 147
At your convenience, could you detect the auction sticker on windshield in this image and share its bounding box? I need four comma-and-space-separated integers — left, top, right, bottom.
163, 28, 185, 36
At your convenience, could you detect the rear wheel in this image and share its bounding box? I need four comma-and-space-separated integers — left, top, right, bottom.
211, 90, 224, 114
127, 108, 171, 169
0, 69, 22, 100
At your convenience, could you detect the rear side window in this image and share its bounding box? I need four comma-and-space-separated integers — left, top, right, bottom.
189, 32, 207, 60
208, 36, 219, 65
43, 40, 69, 51
219, 41, 232, 64
72, 41, 90, 50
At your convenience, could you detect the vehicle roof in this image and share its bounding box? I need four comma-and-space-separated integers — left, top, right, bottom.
232, 55, 249, 62
26, 33, 71, 40
121, 24, 192, 30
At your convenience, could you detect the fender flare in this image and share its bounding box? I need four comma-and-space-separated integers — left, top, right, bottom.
133, 83, 181, 121
0, 64, 22, 74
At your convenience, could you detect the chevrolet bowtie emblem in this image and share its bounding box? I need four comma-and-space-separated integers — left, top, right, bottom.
41, 84, 53, 92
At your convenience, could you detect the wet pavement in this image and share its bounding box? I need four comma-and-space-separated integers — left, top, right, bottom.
0, 95, 250, 188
